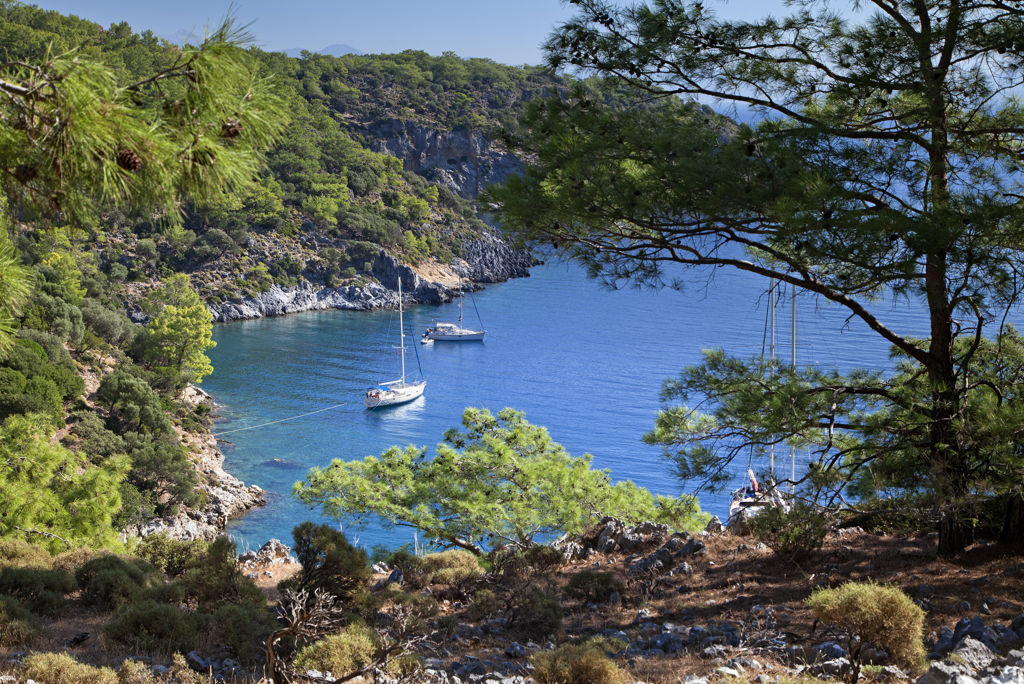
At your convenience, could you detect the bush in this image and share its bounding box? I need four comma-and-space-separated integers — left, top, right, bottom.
293, 623, 379, 678
283, 523, 370, 603
104, 600, 197, 655
490, 544, 564, 581
117, 659, 161, 684
0, 539, 52, 569
468, 588, 500, 621
204, 602, 276, 664
134, 534, 206, 577
0, 567, 75, 616
806, 581, 927, 683
51, 547, 99, 574
748, 501, 828, 561
0, 595, 38, 646
383, 549, 430, 590
564, 571, 625, 604
178, 536, 264, 609
508, 584, 562, 638
21, 652, 118, 684
531, 639, 628, 684
75, 555, 157, 610
420, 549, 484, 584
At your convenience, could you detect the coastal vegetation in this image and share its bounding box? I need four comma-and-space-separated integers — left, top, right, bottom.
490, 0, 1024, 555
295, 408, 710, 555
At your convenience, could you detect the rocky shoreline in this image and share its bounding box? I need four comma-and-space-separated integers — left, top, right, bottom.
208, 233, 532, 323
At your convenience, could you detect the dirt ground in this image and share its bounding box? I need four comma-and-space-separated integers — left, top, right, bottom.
5, 531, 1023, 683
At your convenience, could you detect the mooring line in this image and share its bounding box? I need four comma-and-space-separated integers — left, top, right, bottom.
214, 402, 347, 436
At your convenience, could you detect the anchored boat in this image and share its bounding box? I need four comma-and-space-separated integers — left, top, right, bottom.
365, 279, 425, 409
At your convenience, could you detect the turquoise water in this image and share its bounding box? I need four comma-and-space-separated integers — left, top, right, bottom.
205, 260, 931, 551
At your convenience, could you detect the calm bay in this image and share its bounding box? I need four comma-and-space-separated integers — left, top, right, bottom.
205, 259, 931, 551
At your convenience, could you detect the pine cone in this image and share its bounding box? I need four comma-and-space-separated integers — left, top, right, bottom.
116, 149, 142, 172
221, 118, 242, 138
13, 164, 37, 184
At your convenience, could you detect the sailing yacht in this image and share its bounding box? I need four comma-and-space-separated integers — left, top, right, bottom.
364, 279, 426, 409
421, 282, 485, 342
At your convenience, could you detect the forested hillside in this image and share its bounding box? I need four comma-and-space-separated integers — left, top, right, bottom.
0, 0, 572, 546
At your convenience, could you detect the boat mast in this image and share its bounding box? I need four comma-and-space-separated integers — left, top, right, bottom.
768, 278, 775, 480
398, 278, 406, 383
458, 285, 463, 327
790, 284, 796, 493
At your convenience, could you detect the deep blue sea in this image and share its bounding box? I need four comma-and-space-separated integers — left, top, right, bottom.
205, 259, 932, 552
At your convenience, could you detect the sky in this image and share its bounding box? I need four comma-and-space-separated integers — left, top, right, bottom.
32, 0, 794, 66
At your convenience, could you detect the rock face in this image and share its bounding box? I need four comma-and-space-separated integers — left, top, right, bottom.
208, 240, 530, 322
364, 119, 522, 198
131, 387, 264, 542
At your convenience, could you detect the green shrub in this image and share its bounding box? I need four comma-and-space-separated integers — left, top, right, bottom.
420, 549, 484, 584
806, 581, 927, 684
117, 659, 161, 684
531, 639, 629, 684
749, 501, 828, 561
384, 549, 430, 590
104, 600, 197, 655
564, 570, 625, 604
0, 567, 75, 616
134, 534, 206, 577
293, 623, 379, 678
468, 588, 500, 621
51, 547, 99, 574
509, 584, 562, 638
0, 539, 52, 569
179, 536, 264, 609
0, 595, 38, 646
204, 602, 277, 664
21, 652, 118, 684
282, 523, 369, 603
75, 555, 157, 610
490, 544, 564, 581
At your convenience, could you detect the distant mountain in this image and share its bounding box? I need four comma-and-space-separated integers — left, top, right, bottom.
282, 43, 363, 58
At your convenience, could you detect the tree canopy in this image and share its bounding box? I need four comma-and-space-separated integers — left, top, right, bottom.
295, 408, 708, 555
489, 0, 1024, 553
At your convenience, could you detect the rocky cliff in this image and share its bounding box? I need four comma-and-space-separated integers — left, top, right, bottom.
363, 119, 522, 198
208, 235, 531, 322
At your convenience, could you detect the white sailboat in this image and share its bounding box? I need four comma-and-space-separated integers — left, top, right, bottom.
364, 279, 426, 409
421, 283, 485, 342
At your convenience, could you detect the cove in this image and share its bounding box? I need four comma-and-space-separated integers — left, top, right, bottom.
205, 260, 930, 551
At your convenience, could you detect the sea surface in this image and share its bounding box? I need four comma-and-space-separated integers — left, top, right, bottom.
205, 259, 933, 552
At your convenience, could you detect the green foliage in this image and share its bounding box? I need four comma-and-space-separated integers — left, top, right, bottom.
748, 502, 829, 562
134, 534, 207, 578
292, 623, 379, 679
806, 582, 927, 683
96, 369, 172, 435
21, 652, 118, 684
0, 566, 74, 615
204, 601, 276, 664
0, 413, 127, 552
178, 536, 264, 609
0, 538, 52, 569
136, 274, 215, 384
283, 522, 370, 603
296, 408, 709, 555
80, 298, 135, 348
468, 587, 500, 621
104, 599, 198, 656
420, 549, 484, 585
0, 594, 38, 646
564, 570, 624, 604
490, 544, 565, 582
531, 639, 628, 684
508, 583, 562, 639
494, 0, 1024, 554
75, 555, 158, 610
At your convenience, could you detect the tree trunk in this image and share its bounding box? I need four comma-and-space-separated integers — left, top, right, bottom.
1000, 492, 1024, 544
937, 513, 975, 556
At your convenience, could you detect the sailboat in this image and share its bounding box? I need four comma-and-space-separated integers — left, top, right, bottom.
421, 281, 485, 342
364, 278, 426, 409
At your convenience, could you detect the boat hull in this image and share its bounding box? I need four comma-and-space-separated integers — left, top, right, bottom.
424, 330, 485, 341
364, 381, 426, 409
